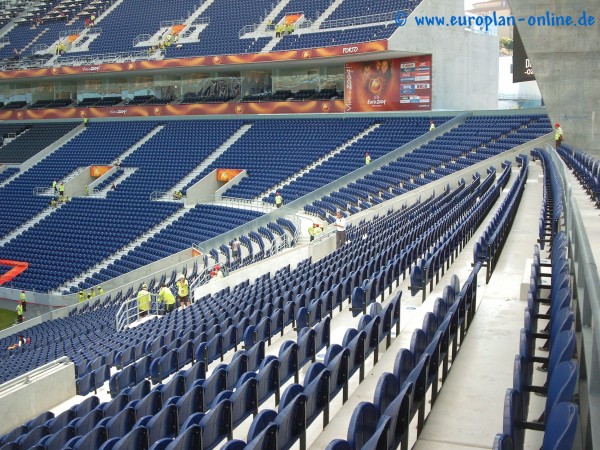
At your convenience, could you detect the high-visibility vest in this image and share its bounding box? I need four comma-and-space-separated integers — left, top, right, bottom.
20, 292, 25, 302
138, 290, 151, 311
78, 292, 85, 303
158, 287, 176, 305
16, 304, 23, 315
177, 280, 189, 297
275, 195, 282, 205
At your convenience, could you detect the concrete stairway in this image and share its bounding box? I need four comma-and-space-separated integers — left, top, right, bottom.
0, 202, 66, 246
55, 206, 191, 293
258, 122, 381, 199
159, 123, 253, 201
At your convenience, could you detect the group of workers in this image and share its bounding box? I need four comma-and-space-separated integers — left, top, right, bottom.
54, 42, 68, 55
150, 33, 180, 54
137, 273, 189, 316
78, 286, 105, 303
274, 22, 295, 37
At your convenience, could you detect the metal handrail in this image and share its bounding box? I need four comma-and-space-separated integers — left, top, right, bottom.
33, 186, 50, 195
160, 19, 185, 28
115, 292, 161, 332
546, 145, 600, 449
59, 27, 84, 38
191, 17, 210, 25
133, 33, 151, 46
319, 10, 400, 29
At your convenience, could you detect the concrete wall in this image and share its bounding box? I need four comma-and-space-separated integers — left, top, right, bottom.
508, 0, 600, 155
0, 357, 75, 436
65, 165, 96, 197
215, 170, 247, 201
185, 169, 221, 204
388, 0, 499, 110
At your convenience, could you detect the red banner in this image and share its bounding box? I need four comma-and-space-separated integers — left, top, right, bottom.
0, 40, 388, 81
344, 55, 432, 112
0, 259, 28, 286
0, 100, 344, 121
216, 169, 243, 182
90, 165, 112, 178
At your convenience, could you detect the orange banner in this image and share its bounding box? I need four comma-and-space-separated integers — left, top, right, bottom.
68, 34, 79, 43
285, 14, 302, 24
172, 25, 185, 35
217, 169, 243, 182
0, 40, 388, 80
90, 165, 112, 177
0, 259, 29, 286
0, 100, 344, 121
344, 55, 431, 112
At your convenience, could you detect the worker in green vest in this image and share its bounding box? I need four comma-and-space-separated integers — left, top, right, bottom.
90, 288, 96, 298
98, 286, 104, 295
20, 290, 26, 312
59, 182, 65, 198
83, 116, 88, 127
78, 290, 85, 303
275, 192, 283, 208
138, 283, 151, 317
308, 223, 321, 241
158, 282, 176, 314
16, 303, 23, 323
85, 185, 89, 196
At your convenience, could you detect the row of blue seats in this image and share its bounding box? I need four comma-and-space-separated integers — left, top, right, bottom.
327, 265, 480, 450
557, 144, 600, 208
411, 168, 503, 300
305, 115, 548, 222
473, 157, 528, 283
494, 232, 578, 449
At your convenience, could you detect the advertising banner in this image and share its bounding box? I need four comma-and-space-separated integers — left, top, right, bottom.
512, 27, 535, 83
0, 41, 388, 81
0, 99, 344, 121
344, 55, 432, 112
216, 169, 243, 182
90, 165, 112, 178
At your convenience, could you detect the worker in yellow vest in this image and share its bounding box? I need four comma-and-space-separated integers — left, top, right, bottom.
16, 303, 23, 323
554, 123, 563, 149
20, 290, 26, 312
138, 283, 151, 317
158, 283, 176, 314
78, 290, 85, 303
275, 192, 283, 208
177, 274, 189, 308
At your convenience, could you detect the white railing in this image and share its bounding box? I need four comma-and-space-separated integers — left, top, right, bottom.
59, 28, 85, 38
31, 43, 47, 54
319, 10, 400, 29
33, 186, 50, 195
87, 27, 102, 36
160, 19, 185, 28
56, 49, 151, 66
115, 292, 161, 332
191, 17, 210, 25
133, 33, 151, 46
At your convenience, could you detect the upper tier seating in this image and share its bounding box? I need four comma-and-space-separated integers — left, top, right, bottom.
261, 116, 452, 205
0, 122, 78, 164
304, 115, 552, 221
0, 115, 551, 294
